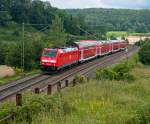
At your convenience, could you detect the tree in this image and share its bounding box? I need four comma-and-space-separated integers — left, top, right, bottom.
50, 15, 64, 34
49, 15, 65, 46
0, 11, 12, 26
32, 40, 46, 67
76, 13, 86, 35
66, 8, 150, 33
5, 42, 21, 68
10, 0, 31, 23
64, 15, 80, 35
138, 41, 150, 65
0, 42, 8, 64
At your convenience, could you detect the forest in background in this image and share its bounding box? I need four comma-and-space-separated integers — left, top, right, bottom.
0, 0, 150, 71
67, 8, 150, 34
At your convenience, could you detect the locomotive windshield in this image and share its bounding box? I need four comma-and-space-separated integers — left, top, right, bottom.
43, 49, 57, 57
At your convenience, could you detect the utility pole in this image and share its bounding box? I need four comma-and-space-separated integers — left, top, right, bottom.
21, 23, 49, 74
22, 22, 25, 74
126, 47, 128, 62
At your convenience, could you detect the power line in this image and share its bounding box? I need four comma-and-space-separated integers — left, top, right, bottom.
77, 26, 99, 40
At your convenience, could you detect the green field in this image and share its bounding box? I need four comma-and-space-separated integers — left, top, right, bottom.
107, 31, 150, 38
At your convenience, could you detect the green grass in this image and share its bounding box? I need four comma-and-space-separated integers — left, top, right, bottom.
0, 69, 40, 85
1, 59, 150, 124
107, 31, 128, 38
0, 75, 21, 85
107, 31, 150, 38
131, 32, 150, 36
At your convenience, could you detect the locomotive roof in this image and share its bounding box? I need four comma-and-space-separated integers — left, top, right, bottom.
60, 47, 78, 52
44, 47, 78, 53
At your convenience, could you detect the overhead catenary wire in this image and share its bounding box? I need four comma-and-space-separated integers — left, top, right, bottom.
77, 26, 99, 40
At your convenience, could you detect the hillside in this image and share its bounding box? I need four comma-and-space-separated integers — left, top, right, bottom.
66, 8, 150, 33
1, 57, 150, 124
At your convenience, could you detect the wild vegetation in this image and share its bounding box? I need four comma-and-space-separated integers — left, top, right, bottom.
96, 55, 138, 81
67, 8, 150, 34
135, 39, 150, 65
0, 0, 87, 71
1, 55, 150, 124
107, 31, 150, 39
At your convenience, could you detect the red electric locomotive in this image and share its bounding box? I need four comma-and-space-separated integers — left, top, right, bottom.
40, 47, 79, 72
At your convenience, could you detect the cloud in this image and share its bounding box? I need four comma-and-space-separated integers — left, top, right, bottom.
45, 0, 104, 8
42, 0, 150, 9
101, 0, 150, 9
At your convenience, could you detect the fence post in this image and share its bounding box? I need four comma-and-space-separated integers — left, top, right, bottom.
73, 79, 76, 86
65, 80, 69, 87
87, 77, 90, 81
57, 82, 61, 92
35, 88, 40, 94
16, 93, 22, 106
47, 84, 52, 95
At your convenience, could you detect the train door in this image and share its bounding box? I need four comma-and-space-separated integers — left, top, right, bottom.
79, 50, 84, 62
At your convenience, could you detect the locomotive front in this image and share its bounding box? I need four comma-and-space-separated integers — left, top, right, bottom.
40, 48, 58, 72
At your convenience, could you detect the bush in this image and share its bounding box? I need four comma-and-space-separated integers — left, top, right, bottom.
0, 93, 75, 123
113, 62, 134, 81
74, 75, 87, 84
126, 104, 150, 124
15, 67, 22, 74
0, 102, 15, 120
96, 55, 138, 81
96, 68, 115, 80
138, 42, 150, 65
135, 38, 150, 47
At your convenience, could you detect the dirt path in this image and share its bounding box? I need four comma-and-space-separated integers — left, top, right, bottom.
127, 36, 150, 44
0, 65, 15, 78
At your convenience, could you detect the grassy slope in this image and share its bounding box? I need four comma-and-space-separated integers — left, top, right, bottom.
52, 64, 150, 124
1, 62, 149, 124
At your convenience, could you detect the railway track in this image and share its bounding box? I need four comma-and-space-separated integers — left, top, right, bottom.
39, 45, 139, 92
0, 74, 51, 101
0, 45, 139, 102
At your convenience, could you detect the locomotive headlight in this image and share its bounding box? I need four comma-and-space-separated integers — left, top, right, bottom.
49, 60, 56, 63
41, 59, 56, 63
42, 59, 51, 62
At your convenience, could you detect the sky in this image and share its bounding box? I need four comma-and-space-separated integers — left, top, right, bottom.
42, 0, 150, 9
